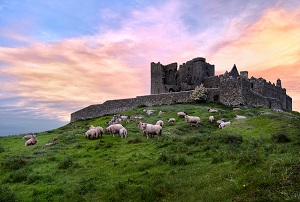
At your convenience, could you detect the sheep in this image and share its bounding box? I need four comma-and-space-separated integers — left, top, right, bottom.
234, 115, 247, 120
143, 109, 156, 115
185, 115, 201, 127
208, 108, 218, 113
140, 123, 162, 139
177, 112, 186, 118
209, 116, 214, 123
85, 128, 97, 139
168, 118, 176, 123
89, 125, 96, 130
95, 126, 104, 138
119, 127, 127, 138
25, 134, 37, 146
233, 108, 241, 111
106, 124, 124, 137
273, 108, 283, 113
219, 121, 231, 129
216, 120, 224, 124
158, 111, 164, 116
22, 135, 33, 141
155, 120, 164, 127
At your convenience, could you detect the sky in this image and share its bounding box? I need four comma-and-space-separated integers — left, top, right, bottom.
1, 0, 300, 136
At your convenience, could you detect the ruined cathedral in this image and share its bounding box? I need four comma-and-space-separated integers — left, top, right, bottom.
151, 57, 292, 110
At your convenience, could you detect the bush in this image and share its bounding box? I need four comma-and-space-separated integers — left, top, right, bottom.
2, 155, 28, 170
0, 145, 5, 153
190, 84, 207, 102
0, 186, 16, 202
157, 153, 188, 165
57, 156, 73, 169
271, 133, 291, 143
220, 134, 243, 144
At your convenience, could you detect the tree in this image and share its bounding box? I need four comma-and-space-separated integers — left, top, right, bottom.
190, 84, 207, 102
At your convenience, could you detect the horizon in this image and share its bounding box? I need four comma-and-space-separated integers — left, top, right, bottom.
1, 0, 300, 136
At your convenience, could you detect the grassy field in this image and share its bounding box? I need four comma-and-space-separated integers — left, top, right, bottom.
0, 103, 300, 202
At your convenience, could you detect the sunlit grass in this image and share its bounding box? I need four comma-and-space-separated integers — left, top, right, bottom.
0, 103, 299, 201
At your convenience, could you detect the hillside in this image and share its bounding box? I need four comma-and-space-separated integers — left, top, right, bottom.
0, 103, 300, 202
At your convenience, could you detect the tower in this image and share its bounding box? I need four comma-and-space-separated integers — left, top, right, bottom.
276, 78, 282, 88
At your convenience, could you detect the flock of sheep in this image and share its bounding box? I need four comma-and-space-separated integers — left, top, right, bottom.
83, 107, 247, 140
21, 106, 287, 147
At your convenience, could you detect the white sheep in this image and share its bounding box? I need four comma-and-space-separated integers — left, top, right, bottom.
216, 120, 224, 124
95, 126, 104, 138
234, 115, 247, 120
85, 128, 97, 139
119, 127, 128, 138
219, 121, 231, 129
25, 134, 37, 146
233, 108, 241, 111
177, 112, 186, 118
209, 116, 214, 123
143, 109, 156, 115
106, 124, 124, 137
158, 111, 164, 116
22, 135, 33, 141
185, 115, 201, 127
140, 123, 162, 139
89, 125, 96, 129
208, 108, 218, 113
168, 118, 176, 123
155, 120, 164, 127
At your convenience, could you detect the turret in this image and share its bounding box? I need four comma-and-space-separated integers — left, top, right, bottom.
276, 78, 282, 88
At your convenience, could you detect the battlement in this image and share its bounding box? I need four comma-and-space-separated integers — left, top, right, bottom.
70, 56, 292, 122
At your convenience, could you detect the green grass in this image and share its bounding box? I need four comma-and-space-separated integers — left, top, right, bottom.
0, 102, 300, 201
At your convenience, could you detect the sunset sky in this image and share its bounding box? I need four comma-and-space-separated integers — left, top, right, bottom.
1, 0, 300, 136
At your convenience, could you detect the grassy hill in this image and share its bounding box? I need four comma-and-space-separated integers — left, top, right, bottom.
0, 103, 300, 202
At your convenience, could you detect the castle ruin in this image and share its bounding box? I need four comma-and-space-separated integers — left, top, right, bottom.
151, 57, 292, 110
70, 56, 292, 122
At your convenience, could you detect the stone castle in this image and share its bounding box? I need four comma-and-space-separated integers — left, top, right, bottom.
151, 57, 292, 110
70, 57, 292, 122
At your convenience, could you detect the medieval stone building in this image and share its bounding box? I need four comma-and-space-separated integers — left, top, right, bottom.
151, 57, 292, 110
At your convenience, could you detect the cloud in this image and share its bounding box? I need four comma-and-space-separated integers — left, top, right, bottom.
1, 0, 300, 132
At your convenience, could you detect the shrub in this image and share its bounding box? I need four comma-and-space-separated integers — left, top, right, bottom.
0, 145, 5, 153
57, 156, 73, 169
2, 155, 28, 170
190, 84, 207, 102
271, 133, 291, 143
157, 153, 188, 165
220, 134, 243, 144
0, 186, 16, 202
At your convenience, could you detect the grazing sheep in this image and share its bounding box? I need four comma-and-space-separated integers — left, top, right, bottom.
140, 123, 162, 139
158, 111, 164, 116
89, 125, 96, 130
106, 124, 124, 137
177, 112, 186, 118
85, 129, 97, 139
233, 108, 241, 111
22, 135, 33, 141
25, 134, 37, 146
143, 109, 156, 115
168, 118, 176, 123
208, 108, 218, 113
95, 126, 104, 138
156, 120, 164, 127
273, 108, 283, 113
185, 115, 201, 127
209, 116, 214, 123
219, 121, 231, 129
234, 115, 247, 120
119, 127, 128, 138
216, 120, 224, 124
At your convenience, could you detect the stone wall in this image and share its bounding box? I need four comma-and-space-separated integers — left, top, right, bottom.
70, 91, 193, 122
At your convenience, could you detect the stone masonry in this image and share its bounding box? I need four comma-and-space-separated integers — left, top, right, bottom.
70, 56, 292, 122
